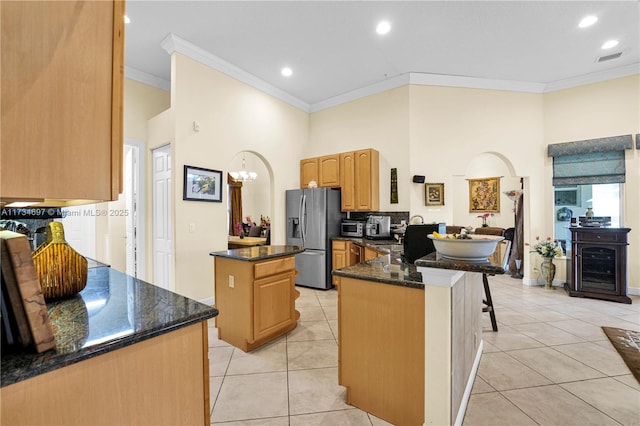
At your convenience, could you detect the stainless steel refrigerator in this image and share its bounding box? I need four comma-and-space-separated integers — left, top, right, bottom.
286, 188, 344, 289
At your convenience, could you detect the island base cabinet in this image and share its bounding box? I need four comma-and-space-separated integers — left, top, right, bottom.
337, 276, 424, 426
0, 322, 210, 426
214, 255, 299, 352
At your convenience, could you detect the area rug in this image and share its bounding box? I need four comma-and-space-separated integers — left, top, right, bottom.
602, 326, 640, 384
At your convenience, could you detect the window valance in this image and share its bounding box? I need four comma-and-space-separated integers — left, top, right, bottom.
549, 135, 632, 186
547, 134, 632, 157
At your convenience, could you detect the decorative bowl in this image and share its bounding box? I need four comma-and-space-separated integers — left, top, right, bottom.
427, 234, 504, 261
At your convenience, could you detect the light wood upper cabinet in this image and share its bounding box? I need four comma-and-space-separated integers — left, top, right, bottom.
300, 158, 318, 189
300, 148, 379, 211
339, 152, 356, 210
341, 149, 379, 211
318, 154, 340, 188
354, 149, 379, 211
1, 0, 124, 204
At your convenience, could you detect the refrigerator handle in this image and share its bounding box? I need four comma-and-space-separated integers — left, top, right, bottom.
299, 194, 306, 243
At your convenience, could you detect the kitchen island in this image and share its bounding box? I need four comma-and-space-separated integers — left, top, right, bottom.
1, 265, 218, 426
333, 251, 504, 426
210, 245, 304, 351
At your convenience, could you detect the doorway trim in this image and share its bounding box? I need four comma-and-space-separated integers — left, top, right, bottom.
124, 139, 146, 280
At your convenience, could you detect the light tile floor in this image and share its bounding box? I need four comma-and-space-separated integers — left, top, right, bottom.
208, 275, 640, 425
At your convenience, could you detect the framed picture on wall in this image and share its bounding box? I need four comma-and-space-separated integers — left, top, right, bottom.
425, 183, 444, 206
468, 176, 500, 213
183, 165, 222, 202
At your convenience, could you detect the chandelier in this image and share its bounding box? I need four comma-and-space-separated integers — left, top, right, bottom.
230, 154, 257, 183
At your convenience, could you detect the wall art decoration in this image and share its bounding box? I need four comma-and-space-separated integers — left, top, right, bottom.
468, 176, 500, 213
183, 165, 222, 202
390, 168, 398, 204
425, 183, 444, 206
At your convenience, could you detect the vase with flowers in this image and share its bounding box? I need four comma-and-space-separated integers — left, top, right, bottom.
477, 213, 494, 227
528, 237, 563, 289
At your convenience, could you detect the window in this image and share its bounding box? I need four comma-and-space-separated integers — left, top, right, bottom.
554, 183, 622, 245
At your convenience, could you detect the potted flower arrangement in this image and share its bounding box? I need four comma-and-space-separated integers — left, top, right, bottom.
477, 213, 494, 227
528, 236, 562, 289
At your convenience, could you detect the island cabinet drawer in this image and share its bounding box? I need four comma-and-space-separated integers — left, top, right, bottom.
254, 256, 295, 279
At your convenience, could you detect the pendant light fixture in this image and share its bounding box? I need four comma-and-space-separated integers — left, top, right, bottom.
230, 153, 257, 183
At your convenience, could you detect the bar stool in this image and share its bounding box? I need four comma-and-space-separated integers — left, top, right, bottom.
475, 227, 505, 332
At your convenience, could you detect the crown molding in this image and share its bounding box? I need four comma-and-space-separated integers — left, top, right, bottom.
124, 66, 171, 92
309, 74, 411, 113
409, 72, 546, 93
161, 33, 310, 112
543, 62, 640, 93
154, 33, 639, 114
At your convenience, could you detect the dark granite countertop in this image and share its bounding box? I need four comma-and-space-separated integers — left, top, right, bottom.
209, 245, 304, 261
332, 249, 506, 289
332, 252, 424, 289
1, 267, 218, 387
415, 252, 506, 275
332, 237, 403, 255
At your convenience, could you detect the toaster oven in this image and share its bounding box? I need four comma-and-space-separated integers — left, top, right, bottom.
340, 220, 364, 238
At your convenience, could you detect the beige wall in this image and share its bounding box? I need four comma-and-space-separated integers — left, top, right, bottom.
95, 79, 170, 273
168, 53, 309, 300
309, 86, 411, 212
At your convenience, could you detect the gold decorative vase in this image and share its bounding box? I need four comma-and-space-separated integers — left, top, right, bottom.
32, 222, 88, 300
540, 257, 555, 290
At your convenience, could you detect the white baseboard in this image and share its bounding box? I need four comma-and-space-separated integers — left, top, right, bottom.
628, 287, 640, 296
452, 340, 484, 426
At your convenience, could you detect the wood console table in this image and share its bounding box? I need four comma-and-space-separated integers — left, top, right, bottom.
565, 227, 631, 304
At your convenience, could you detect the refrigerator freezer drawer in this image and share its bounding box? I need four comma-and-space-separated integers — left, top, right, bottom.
295, 250, 331, 289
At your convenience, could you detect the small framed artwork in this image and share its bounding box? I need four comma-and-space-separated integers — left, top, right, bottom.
469, 176, 500, 213
425, 183, 444, 206
183, 165, 222, 202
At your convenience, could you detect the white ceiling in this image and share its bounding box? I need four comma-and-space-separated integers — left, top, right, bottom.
124, 1, 639, 110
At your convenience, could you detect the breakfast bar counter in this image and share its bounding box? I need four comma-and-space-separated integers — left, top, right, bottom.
332, 251, 504, 426
1, 266, 218, 426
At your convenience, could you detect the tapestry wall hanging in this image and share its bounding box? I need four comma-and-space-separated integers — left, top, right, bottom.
468, 176, 500, 213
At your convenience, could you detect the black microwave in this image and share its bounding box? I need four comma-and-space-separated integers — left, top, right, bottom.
340, 220, 364, 238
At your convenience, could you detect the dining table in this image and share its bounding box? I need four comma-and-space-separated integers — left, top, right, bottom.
227, 235, 267, 249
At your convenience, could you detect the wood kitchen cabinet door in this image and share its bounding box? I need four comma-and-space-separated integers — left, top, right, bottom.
340, 152, 356, 210
253, 273, 295, 342
340, 149, 379, 211
354, 149, 379, 211
300, 158, 318, 188
332, 240, 348, 284
318, 154, 340, 188
1, 0, 124, 203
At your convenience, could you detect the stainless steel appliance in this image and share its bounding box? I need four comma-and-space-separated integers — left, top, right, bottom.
403, 223, 446, 263
340, 220, 364, 237
286, 188, 344, 289
364, 215, 391, 239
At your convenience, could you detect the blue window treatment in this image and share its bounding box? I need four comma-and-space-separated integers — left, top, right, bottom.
548, 135, 632, 186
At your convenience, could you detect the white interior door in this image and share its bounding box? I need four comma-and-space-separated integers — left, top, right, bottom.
56, 206, 96, 259
152, 144, 172, 290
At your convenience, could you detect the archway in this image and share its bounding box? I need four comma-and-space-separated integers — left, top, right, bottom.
227, 151, 274, 239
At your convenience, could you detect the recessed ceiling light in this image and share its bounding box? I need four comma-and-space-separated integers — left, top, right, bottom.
601, 39, 619, 50
124, 15, 131, 24
376, 21, 391, 35
578, 15, 597, 28
281, 67, 293, 77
